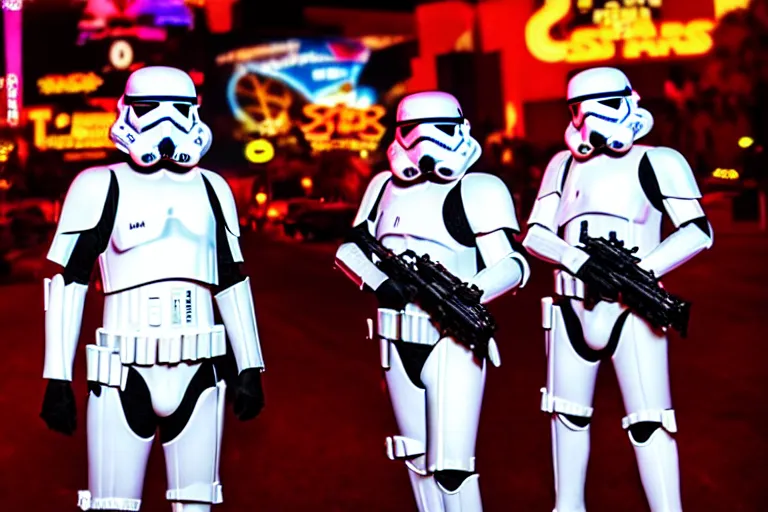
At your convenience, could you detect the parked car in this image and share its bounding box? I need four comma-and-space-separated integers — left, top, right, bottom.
243, 176, 315, 232
0, 199, 57, 250
283, 200, 356, 241
245, 196, 317, 232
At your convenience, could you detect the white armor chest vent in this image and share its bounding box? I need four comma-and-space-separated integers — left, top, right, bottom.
99, 167, 217, 293
557, 147, 651, 227
375, 179, 476, 280
377, 180, 465, 250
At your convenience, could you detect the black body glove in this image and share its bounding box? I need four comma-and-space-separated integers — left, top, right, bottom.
234, 368, 265, 421
40, 379, 77, 435
575, 257, 620, 303
375, 278, 416, 310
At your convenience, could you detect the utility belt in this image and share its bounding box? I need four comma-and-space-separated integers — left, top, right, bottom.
85, 326, 227, 389
376, 308, 441, 346
554, 269, 586, 300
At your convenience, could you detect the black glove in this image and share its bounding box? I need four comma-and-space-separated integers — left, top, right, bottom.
234, 368, 264, 421
575, 257, 620, 302
375, 278, 416, 310
40, 379, 77, 436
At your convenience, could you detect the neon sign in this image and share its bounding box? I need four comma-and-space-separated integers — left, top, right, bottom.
109, 40, 134, 70
712, 168, 739, 180
5, 74, 19, 126
226, 38, 378, 134
27, 107, 116, 151
2, 0, 22, 11
525, 0, 717, 63
232, 74, 293, 136
244, 139, 275, 164
299, 104, 386, 152
0, 141, 14, 163
37, 72, 104, 95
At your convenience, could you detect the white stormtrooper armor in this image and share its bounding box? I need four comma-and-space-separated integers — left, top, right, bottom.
41, 67, 265, 512
522, 67, 713, 512
335, 91, 530, 512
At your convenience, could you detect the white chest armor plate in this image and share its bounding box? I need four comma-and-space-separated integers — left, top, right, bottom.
99, 166, 217, 293
375, 179, 477, 281
557, 145, 663, 256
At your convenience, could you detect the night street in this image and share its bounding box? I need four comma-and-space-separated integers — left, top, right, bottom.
0, 227, 765, 511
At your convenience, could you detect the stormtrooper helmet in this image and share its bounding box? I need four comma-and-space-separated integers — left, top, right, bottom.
387, 91, 481, 182
564, 67, 653, 159
110, 66, 212, 168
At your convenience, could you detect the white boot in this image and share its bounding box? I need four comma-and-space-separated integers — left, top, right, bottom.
552, 414, 590, 512
631, 428, 682, 511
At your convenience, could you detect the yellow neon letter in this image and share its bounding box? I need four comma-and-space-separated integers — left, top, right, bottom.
27, 108, 52, 149
524, 0, 571, 63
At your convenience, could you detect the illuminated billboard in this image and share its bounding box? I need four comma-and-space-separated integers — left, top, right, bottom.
218, 38, 388, 156
525, 0, 732, 64
22, 0, 204, 108
77, 0, 194, 46
26, 103, 118, 163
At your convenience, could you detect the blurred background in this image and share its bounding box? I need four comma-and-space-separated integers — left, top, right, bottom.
0, 0, 766, 510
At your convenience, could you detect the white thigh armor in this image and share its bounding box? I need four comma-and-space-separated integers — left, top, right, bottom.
78, 371, 226, 511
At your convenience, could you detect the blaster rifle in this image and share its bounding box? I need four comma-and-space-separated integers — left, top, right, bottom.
348, 227, 496, 359
578, 221, 690, 337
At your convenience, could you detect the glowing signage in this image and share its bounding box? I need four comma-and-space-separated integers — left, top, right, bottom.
576, 0, 662, 28
712, 168, 739, 180
5, 74, 19, 126
37, 72, 104, 95
226, 38, 378, 140
232, 74, 294, 137
525, 0, 720, 63
63, 150, 109, 162
217, 41, 302, 66
244, 139, 275, 164
0, 141, 14, 163
299, 104, 386, 152
714, 0, 751, 19
109, 40, 134, 70
2, 0, 22, 11
738, 136, 754, 149
28, 107, 116, 151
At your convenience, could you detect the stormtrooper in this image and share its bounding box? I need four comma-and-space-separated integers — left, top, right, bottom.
39, 66, 266, 512
335, 91, 530, 511
522, 67, 713, 511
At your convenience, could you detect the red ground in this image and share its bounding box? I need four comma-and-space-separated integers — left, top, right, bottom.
0, 229, 765, 511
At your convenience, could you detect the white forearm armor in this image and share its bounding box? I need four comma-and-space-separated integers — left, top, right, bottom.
335, 171, 393, 291
43, 274, 88, 381
469, 229, 529, 304
215, 277, 265, 372
335, 242, 389, 291
522, 150, 590, 275
523, 224, 589, 274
